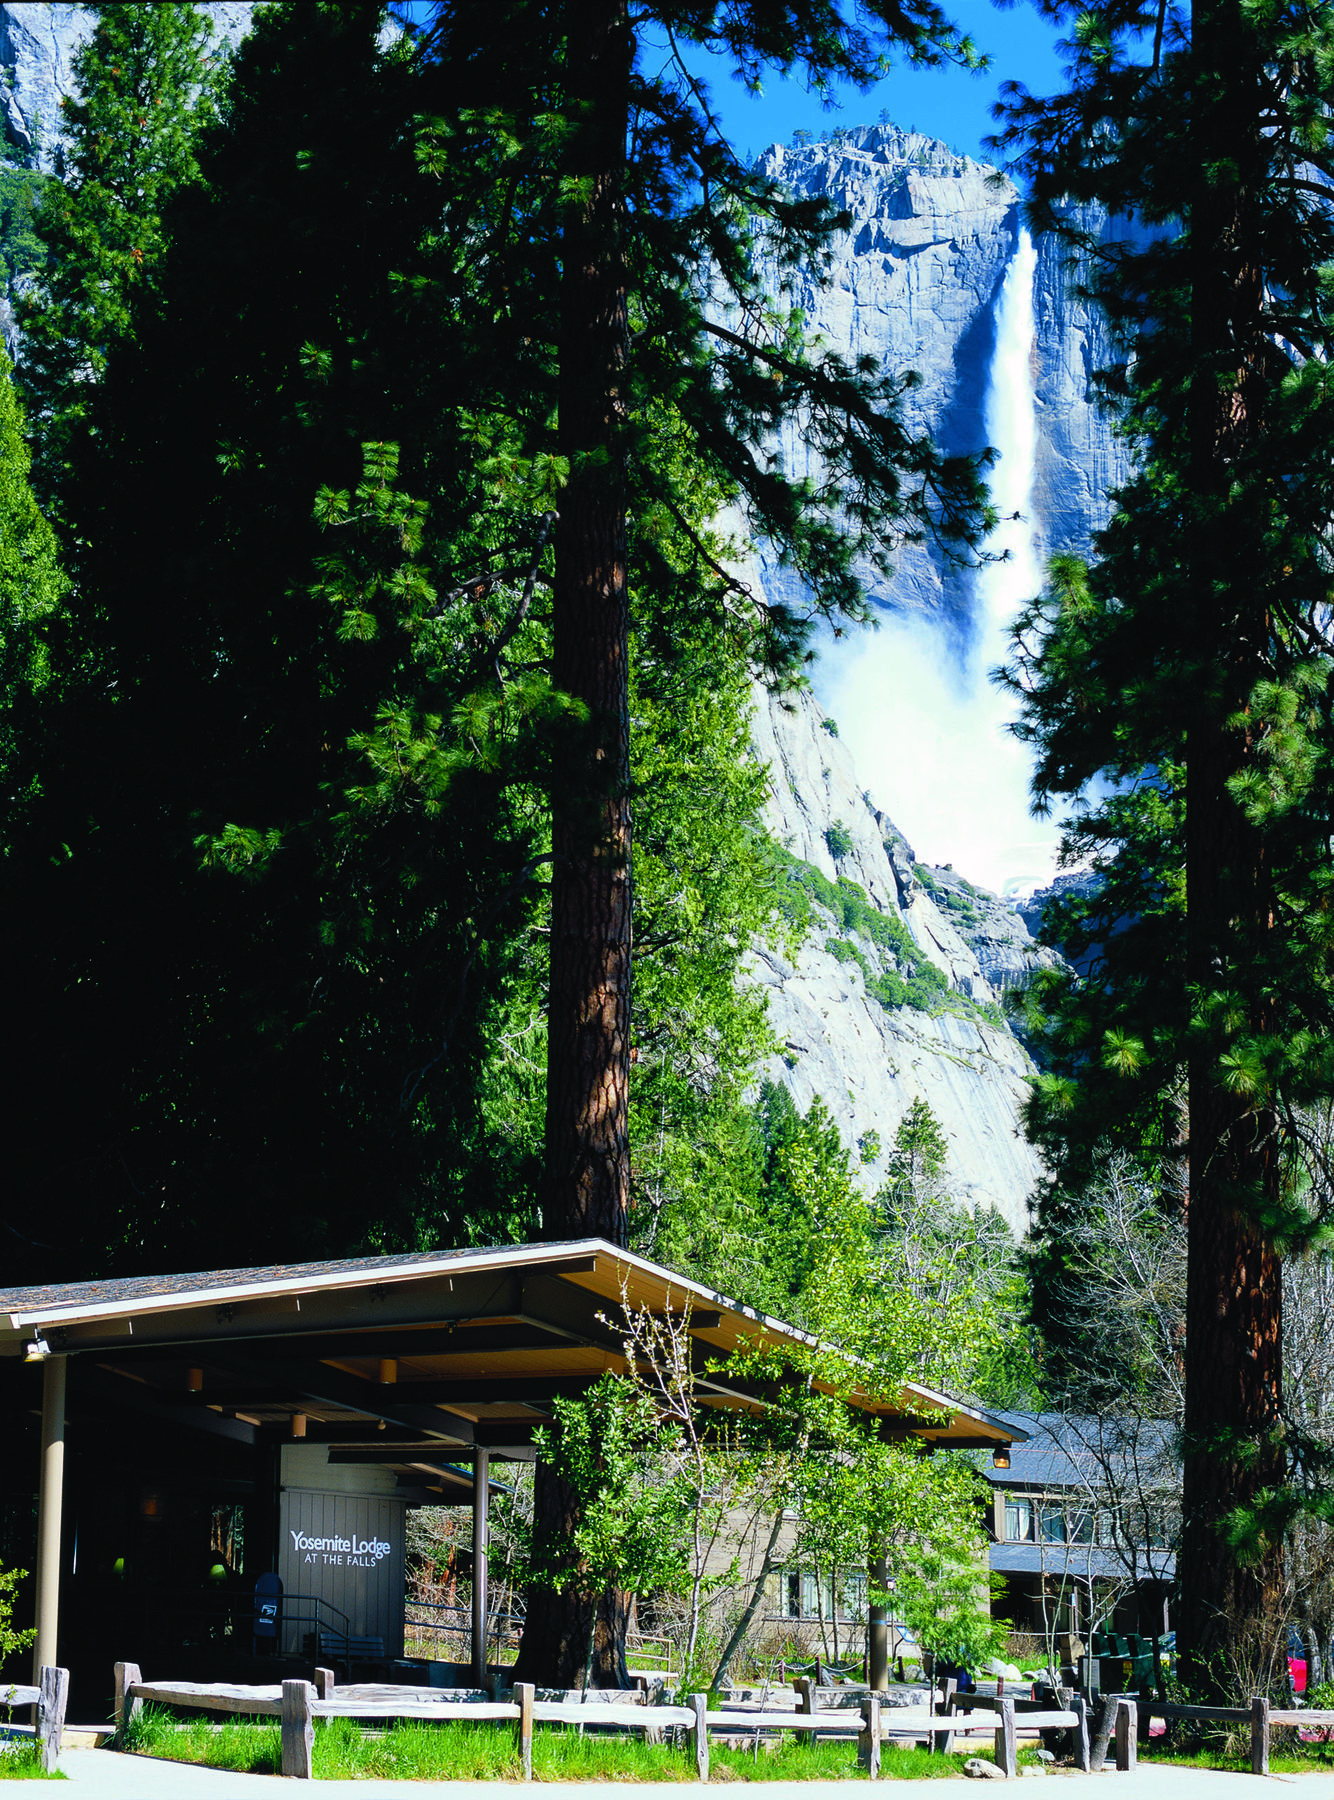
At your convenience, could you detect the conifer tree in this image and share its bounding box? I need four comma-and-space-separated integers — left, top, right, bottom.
996, 0, 1334, 1685
420, 0, 991, 1264
0, 350, 65, 792
17, 2, 218, 502
413, 0, 994, 1685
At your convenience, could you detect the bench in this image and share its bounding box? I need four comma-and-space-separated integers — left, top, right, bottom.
317, 1631, 385, 1663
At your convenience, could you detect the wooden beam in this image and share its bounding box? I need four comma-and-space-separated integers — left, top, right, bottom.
172, 1366, 583, 1409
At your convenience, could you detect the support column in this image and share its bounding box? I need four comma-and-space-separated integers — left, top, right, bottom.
472, 1448, 490, 1686
868, 1546, 888, 1691
32, 1355, 67, 1681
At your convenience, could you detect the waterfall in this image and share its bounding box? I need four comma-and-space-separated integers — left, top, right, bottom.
813, 227, 1062, 897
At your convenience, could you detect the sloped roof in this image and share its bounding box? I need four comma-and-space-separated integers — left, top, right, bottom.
987, 1411, 1174, 1491
989, 1542, 1175, 1580
0, 1238, 1022, 1455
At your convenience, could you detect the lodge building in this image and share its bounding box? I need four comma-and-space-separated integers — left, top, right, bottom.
0, 1239, 1021, 1712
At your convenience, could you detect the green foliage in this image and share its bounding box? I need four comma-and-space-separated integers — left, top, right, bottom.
18, 2, 221, 502
992, 0, 1334, 1668
529, 1374, 698, 1679
3, 0, 986, 1275
767, 845, 950, 1015
0, 351, 65, 788
884, 1096, 949, 1195
824, 820, 853, 859
0, 161, 48, 296
0, 1563, 35, 1663
820, 715, 839, 738
892, 1548, 1008, 1670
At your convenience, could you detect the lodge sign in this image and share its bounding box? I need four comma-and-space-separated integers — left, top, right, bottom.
290, 1528, 392, 1568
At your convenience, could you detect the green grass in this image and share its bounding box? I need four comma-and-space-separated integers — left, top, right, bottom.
0, 1740, 66, 1780
117, 1704, 1017, 1782
711, 1740, 1004, 1781
119, 1706, 280, 1775
1142, 1738, 1334, 1775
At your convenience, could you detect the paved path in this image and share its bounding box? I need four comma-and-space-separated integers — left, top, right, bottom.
54, 1750, 1334, 1796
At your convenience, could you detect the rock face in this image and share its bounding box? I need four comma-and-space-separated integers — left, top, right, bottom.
0, 4, 255, 171
752, 686, 1044, 1232
732, 128, 1122, 1226
747, 126, 1128, 628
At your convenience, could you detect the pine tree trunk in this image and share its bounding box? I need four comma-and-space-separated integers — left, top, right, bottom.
591, 1588, 633, 1687
1178, 0, 1285, 1688
542, 0, 633, 1250
512, 1463, 599, 1688
518, 0, 633, 1693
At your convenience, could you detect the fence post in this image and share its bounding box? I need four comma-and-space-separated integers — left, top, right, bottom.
994, 1697, 1017, 1779
313, 1667, 336, 1701
1071, 1694, 1091, 1773
281, 1679, 315, 1780
113, 1661, 142, 1733
933, 1676, 957, 1754
37, 1665, 68, 1775
1090, 1691, 1119, 1772
1250, 1695, 1270, 1777
1114, 1697, 1137, 1772
858, 1692, 881, 1779
795, 1675, 815, 1717
689, 1692, 710, 1783
514, 1681, 534, 1781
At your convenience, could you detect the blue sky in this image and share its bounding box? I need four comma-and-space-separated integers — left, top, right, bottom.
669, 0, 1069, 168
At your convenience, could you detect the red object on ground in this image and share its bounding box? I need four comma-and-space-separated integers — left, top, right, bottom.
1290, 1651, 1308, 1695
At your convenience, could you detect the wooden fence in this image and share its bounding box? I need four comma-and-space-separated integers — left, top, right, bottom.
110, 1662, 1118, 1781
1, 1666, 69, 1774
1158, 1698, 1334, 1777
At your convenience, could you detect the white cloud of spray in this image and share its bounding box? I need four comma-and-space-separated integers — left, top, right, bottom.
813, 229, 1065, 898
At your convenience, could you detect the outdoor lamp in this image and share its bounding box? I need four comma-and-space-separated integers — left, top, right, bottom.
992, 1448, 1011, 1469
24, 1335, 50, 1362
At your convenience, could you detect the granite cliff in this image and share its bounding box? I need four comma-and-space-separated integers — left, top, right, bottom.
751, 684, 1050, 1232
747, 125, 1126, 629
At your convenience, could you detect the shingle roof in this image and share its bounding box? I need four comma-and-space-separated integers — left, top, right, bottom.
987, 1411, 1175, 1492
988, 1542, 1175, 1580
0, 1242, 541, 1317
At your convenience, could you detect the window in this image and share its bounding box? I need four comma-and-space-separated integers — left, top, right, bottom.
843, 1572, 868, 1619
1039, 1505, 1067, 1544
1004, 1498, 1033, 1541
1068, 1507, 1095, 1545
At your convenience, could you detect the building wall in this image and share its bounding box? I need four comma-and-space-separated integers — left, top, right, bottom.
277, 1446, 406, 1657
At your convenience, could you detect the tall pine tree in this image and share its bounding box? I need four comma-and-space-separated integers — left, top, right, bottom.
997, 0, 1334, 1685
17, 2, 219, 505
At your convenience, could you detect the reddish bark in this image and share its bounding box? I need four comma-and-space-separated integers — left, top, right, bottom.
542, 0, 633, 1252
519, 0, 635, 1692
1177, 10, 1285, 1682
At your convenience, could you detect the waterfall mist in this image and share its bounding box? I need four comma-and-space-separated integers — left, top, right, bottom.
814, 229, 1064, 897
